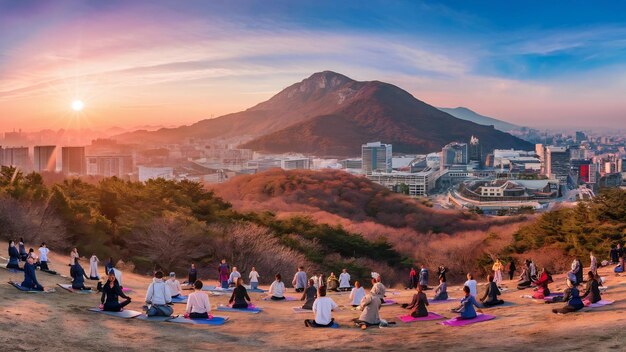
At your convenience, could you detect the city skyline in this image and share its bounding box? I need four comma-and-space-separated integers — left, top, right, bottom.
2, 1, 626, 131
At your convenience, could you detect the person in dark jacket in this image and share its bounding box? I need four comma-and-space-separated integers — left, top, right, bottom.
218, 259, 230, 289
300, 279, 317, 310
228, 278, 251, 309
403, 285, 429, 317
7, 240, 21, 270
610, 245, 618, 264
508, 259, 516, 281
517, 260, 531, 289
100, 271, 131, 311
18, 238, 27, 262
21, 257, 44, 291
552, 279, 584, 314
408, 268, 417, 289
581, 271, 602, 304
480, 275, 504, 307
71, 258, 91, 290
188, 263, 197, 285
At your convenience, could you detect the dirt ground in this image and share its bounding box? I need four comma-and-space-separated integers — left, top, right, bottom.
2, 251, 626, 352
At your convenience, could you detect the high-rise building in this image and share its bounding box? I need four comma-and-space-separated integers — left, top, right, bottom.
61, 146, 86, 175
441, 142, 468, 169
575, 131, 586, 142
545, 146, 570, 183
361, 142, 392, 175
1, 147, 31, 171
86, 155, 133, 178
34, 145, 57, 173
468, 136, 482, 166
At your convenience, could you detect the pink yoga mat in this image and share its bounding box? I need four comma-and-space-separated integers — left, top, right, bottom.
440, 314, 496, 327
430, 298, 457, 304
398, 312, 445, 322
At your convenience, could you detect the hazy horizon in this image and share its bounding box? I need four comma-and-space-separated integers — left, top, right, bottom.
2, 1, 626, 132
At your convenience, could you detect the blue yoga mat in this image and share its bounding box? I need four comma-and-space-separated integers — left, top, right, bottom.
309, 322, 340, 329
216, 305, 262, 314
87, 308, 142, 319
136, 314, 173, 322
166, 316, 229, 325
171, 295, 188, 304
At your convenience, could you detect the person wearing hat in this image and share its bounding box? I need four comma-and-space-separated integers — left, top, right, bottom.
166, 272, 183, 298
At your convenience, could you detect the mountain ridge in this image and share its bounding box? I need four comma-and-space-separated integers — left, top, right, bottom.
438, 106, 520, 132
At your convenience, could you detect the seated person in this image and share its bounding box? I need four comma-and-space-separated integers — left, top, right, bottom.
349, 281, 366, 307
353, 291, 382, 329
269, 274, 286, 300
300, 279, 317, 310
228, 266, 241, 288
532, 268, 552, 299
327, 272, 339, 292
480, 275, 504, 307
7, 240, 21, 270
517, 261, 532, 289
464, 273, 477, 296
145, 271, 173, 316
166, 272, 182, 298
229, 278, 251, 309
338, 269, 351, 291
451, 285, 483, 319
581, 271, 601, 304
100, 271, 131, 312
185, 280, 212, 319
552, 279, 584, 314
433, 277, 448, 301
402, 285, 429, 317
21, 257, 44, 291
70, 258, 91, 290
304, 287, 337, 328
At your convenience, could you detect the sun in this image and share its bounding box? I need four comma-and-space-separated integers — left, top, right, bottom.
71, 100, 85, 112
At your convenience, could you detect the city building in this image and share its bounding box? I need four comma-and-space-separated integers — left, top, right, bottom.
468, 136, 482, 166
86, 155, 134, 178
34, 145, 57, 173
367, 168, 442, 196
361, 142, 392, 175
61, 146, 86, 175
575, 131, 586, 142
545, 146, 570, 183
138, 166, 174, 181
339, 158, 363, 170
441, 142, 468, 169
280, 157, 312, 170
1, 147, 30, 171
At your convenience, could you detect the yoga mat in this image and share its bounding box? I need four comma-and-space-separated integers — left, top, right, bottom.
398, 312, 445, 322
381, 299, 397, 306
88, 308, 142, 319
292, 307, 313, 313
122, 287, 133, 293
587, 299, 615, 308
136, 314, 173, 322
216, 305, 261, 314
40, 269, 58, 275
262, 296, 297, 301
171, 295, 188, 304
308, 322, 340, 329
247, 288, 268, 293
441, 314, 496, 327
57, 284, 94, 294
1, 266, 21, 273
202, 285, 233, 292
8, 281, 52, 293
430, 298, 457, 304
543, 293, 564, 302
166, 316, 229, 325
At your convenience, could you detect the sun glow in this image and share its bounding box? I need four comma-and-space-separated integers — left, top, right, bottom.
71, 100, 84, 111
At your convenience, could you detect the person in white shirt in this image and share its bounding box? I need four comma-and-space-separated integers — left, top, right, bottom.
349, 281, 366, 307
305, 287, 338, 328
464, 273, 478, 297
38, 243, 50, 271
339, 269, 351, 291
249, 266, 260, 290
228, 267, 241, 287
166, 272, 183, 297
185, 280, 212, 319
89, 254, 100, 280
145, 271, 173, 316
269, 274, 286, 300
310, 274, 319, 289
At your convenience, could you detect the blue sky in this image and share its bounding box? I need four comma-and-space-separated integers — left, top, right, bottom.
1, 0, 626, 130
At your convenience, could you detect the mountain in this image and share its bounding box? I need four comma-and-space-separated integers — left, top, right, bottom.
438, 107, 520, 132
115, 71, 533, 156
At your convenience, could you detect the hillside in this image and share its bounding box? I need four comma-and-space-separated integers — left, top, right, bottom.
115, 71, 533, 156
439, 106, 520, 132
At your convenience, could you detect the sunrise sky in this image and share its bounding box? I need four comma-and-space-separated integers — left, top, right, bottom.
2, 0, 626, 132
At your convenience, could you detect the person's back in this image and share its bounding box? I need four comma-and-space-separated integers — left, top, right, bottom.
186, 281, 211, 319
350, 286, 366, 306
312, 296, 337, 326
419, 268, 429, 288
464, 278, 477, 296
459, 294, 480, 319
566, 286, 584, 309
481, 277, 504, 307
71, 263, 86, 288
21, 260, 43, 290
166, 277, 182, 297
229, 280, 251, 308
302, 285, 317, 309
410, 291, 429, 318
358, 293, 382, 325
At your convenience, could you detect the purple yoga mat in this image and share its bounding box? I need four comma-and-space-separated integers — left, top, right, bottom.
587, 299, 614, 308
382, 299, 397, 306
398, 312, 445, 323
440, 314, 496, 327
543, 293, 564, 301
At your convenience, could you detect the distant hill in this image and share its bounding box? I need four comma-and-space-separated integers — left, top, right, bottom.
438, 107, 520, 132
116, 71, 533, 156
